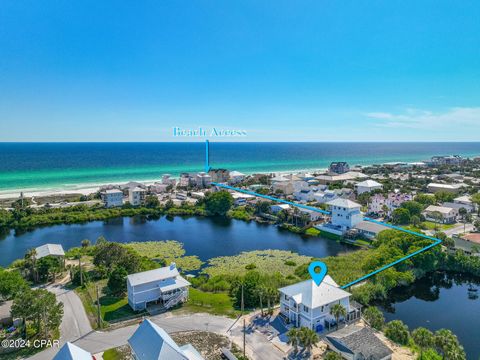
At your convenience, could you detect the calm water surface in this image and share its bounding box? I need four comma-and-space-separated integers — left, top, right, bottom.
0, 216, 353, 267
379, 272, 480, 359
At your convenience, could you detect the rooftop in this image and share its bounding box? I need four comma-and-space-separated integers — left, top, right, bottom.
35, 243, 65, 259
128, 319, 193, 360
326, 326, 393, 360
278, 276, 351, 308
423, 205, 456, 215
103, 189, 123, 194
127, 263, 180, 287
53, 342, 92, 360
327, 198, 361, 209
461, 233, 480, 244
428, 183, 463, 189
354, 220, 390, 234
356, 179, 382, 187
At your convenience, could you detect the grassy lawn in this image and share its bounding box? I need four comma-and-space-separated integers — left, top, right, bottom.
421, 221, 455, 230
305, 227, 321, 236
75, 280, 141, 326
100, 295, 139, 322
102, 346, 131, 360
178, 288, 240, 318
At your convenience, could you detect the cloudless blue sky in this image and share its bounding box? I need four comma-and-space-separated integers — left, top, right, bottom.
0, 0, 479, 141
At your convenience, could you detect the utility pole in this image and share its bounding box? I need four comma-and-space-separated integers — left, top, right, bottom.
241, 284, 246, 358
78, 256, 83, 286
96, 285, 101, 328
243, 318, 246, 358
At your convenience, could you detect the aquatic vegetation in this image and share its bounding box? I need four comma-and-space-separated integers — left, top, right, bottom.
203, 250, 313, 278
126, 241, 202, 272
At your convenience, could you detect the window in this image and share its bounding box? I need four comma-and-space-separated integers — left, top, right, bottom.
303, 305, 309, 313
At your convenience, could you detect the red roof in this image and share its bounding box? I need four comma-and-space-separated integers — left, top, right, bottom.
461, 233, 480, 244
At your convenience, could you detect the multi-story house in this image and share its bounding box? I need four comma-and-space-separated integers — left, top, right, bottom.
355, 179, 383, 194
329, 162, 350, 174
127, 263, 190, 311
316, 198, 363, 236
195, 172, 212, 188
129, 187, 146, 206
229, 170, 246, 184
368, 192, 414, 216
101, 189, 124, 207
161, 174, 177, 186
279, 276, 360, 332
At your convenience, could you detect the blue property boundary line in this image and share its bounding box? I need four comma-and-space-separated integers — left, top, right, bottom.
206, 141, 442, 289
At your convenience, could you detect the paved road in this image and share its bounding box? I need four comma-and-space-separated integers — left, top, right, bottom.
28, 284, 92, 360
29, 298, 285, 360
443, 223, 474, 237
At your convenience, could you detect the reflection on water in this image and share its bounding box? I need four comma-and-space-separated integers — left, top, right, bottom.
0, 215, 354, 267
378, 272, 480, 359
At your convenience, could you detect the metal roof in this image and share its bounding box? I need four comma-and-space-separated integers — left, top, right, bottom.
278, 276, 351, 308
127, 264, 180, 287
128, 320, 189, 360
35, 244, 65, 259
327, 198, 361, 209
53, 342, 92, 360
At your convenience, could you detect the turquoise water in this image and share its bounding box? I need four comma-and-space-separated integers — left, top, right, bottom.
1, 142, 480, 192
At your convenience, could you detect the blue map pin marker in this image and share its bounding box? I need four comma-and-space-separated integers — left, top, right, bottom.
308, 261, 328, 286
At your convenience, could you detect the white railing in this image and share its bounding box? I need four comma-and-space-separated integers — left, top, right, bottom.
164, 289, 188, 309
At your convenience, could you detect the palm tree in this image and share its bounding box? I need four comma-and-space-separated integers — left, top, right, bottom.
287, 327, 301, 354
265, 287, 277, 315
330, 303, 347, 330
25, 248, 37, 283
255, 286, 265, 316
458, 207, 467, 233
435, 329, 457, 360
445, 345, 466, 360
412, 327, 433, 360
299, 327, 319, 356
430, 211, 443, 231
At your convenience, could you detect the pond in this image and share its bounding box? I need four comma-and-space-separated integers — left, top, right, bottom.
378, 272, 480, 359
0, 215, 354, 266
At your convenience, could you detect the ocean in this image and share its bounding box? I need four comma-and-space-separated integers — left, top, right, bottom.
1, 142, 480, 194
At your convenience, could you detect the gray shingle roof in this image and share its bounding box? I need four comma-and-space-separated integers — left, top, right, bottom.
327, 326, 393, 360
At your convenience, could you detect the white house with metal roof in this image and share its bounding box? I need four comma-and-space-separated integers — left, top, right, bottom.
52, 342, 92, 360
35, 243, 65, 259
355, 179, 383, 194
279, 276, 360, 332
128, 319, 204, 360
127, 263, 190, 311
315, 198, 363, 236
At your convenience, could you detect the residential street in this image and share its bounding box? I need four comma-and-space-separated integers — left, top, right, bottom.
425, 222, 475, 237
28, 287, 285, 360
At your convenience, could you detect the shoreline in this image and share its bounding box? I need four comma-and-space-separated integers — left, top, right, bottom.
0, 167, 330, 200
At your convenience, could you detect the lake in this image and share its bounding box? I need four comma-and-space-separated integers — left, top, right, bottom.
378, 272, 480, 359
0, 215, 353, 266
2, 217, 479, 357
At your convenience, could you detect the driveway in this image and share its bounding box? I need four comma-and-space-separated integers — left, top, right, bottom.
28, 284, 92, 360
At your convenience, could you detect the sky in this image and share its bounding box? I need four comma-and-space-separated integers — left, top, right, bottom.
0, 0, 479, 142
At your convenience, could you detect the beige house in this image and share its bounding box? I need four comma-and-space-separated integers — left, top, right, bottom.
422, 205, 458, 224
